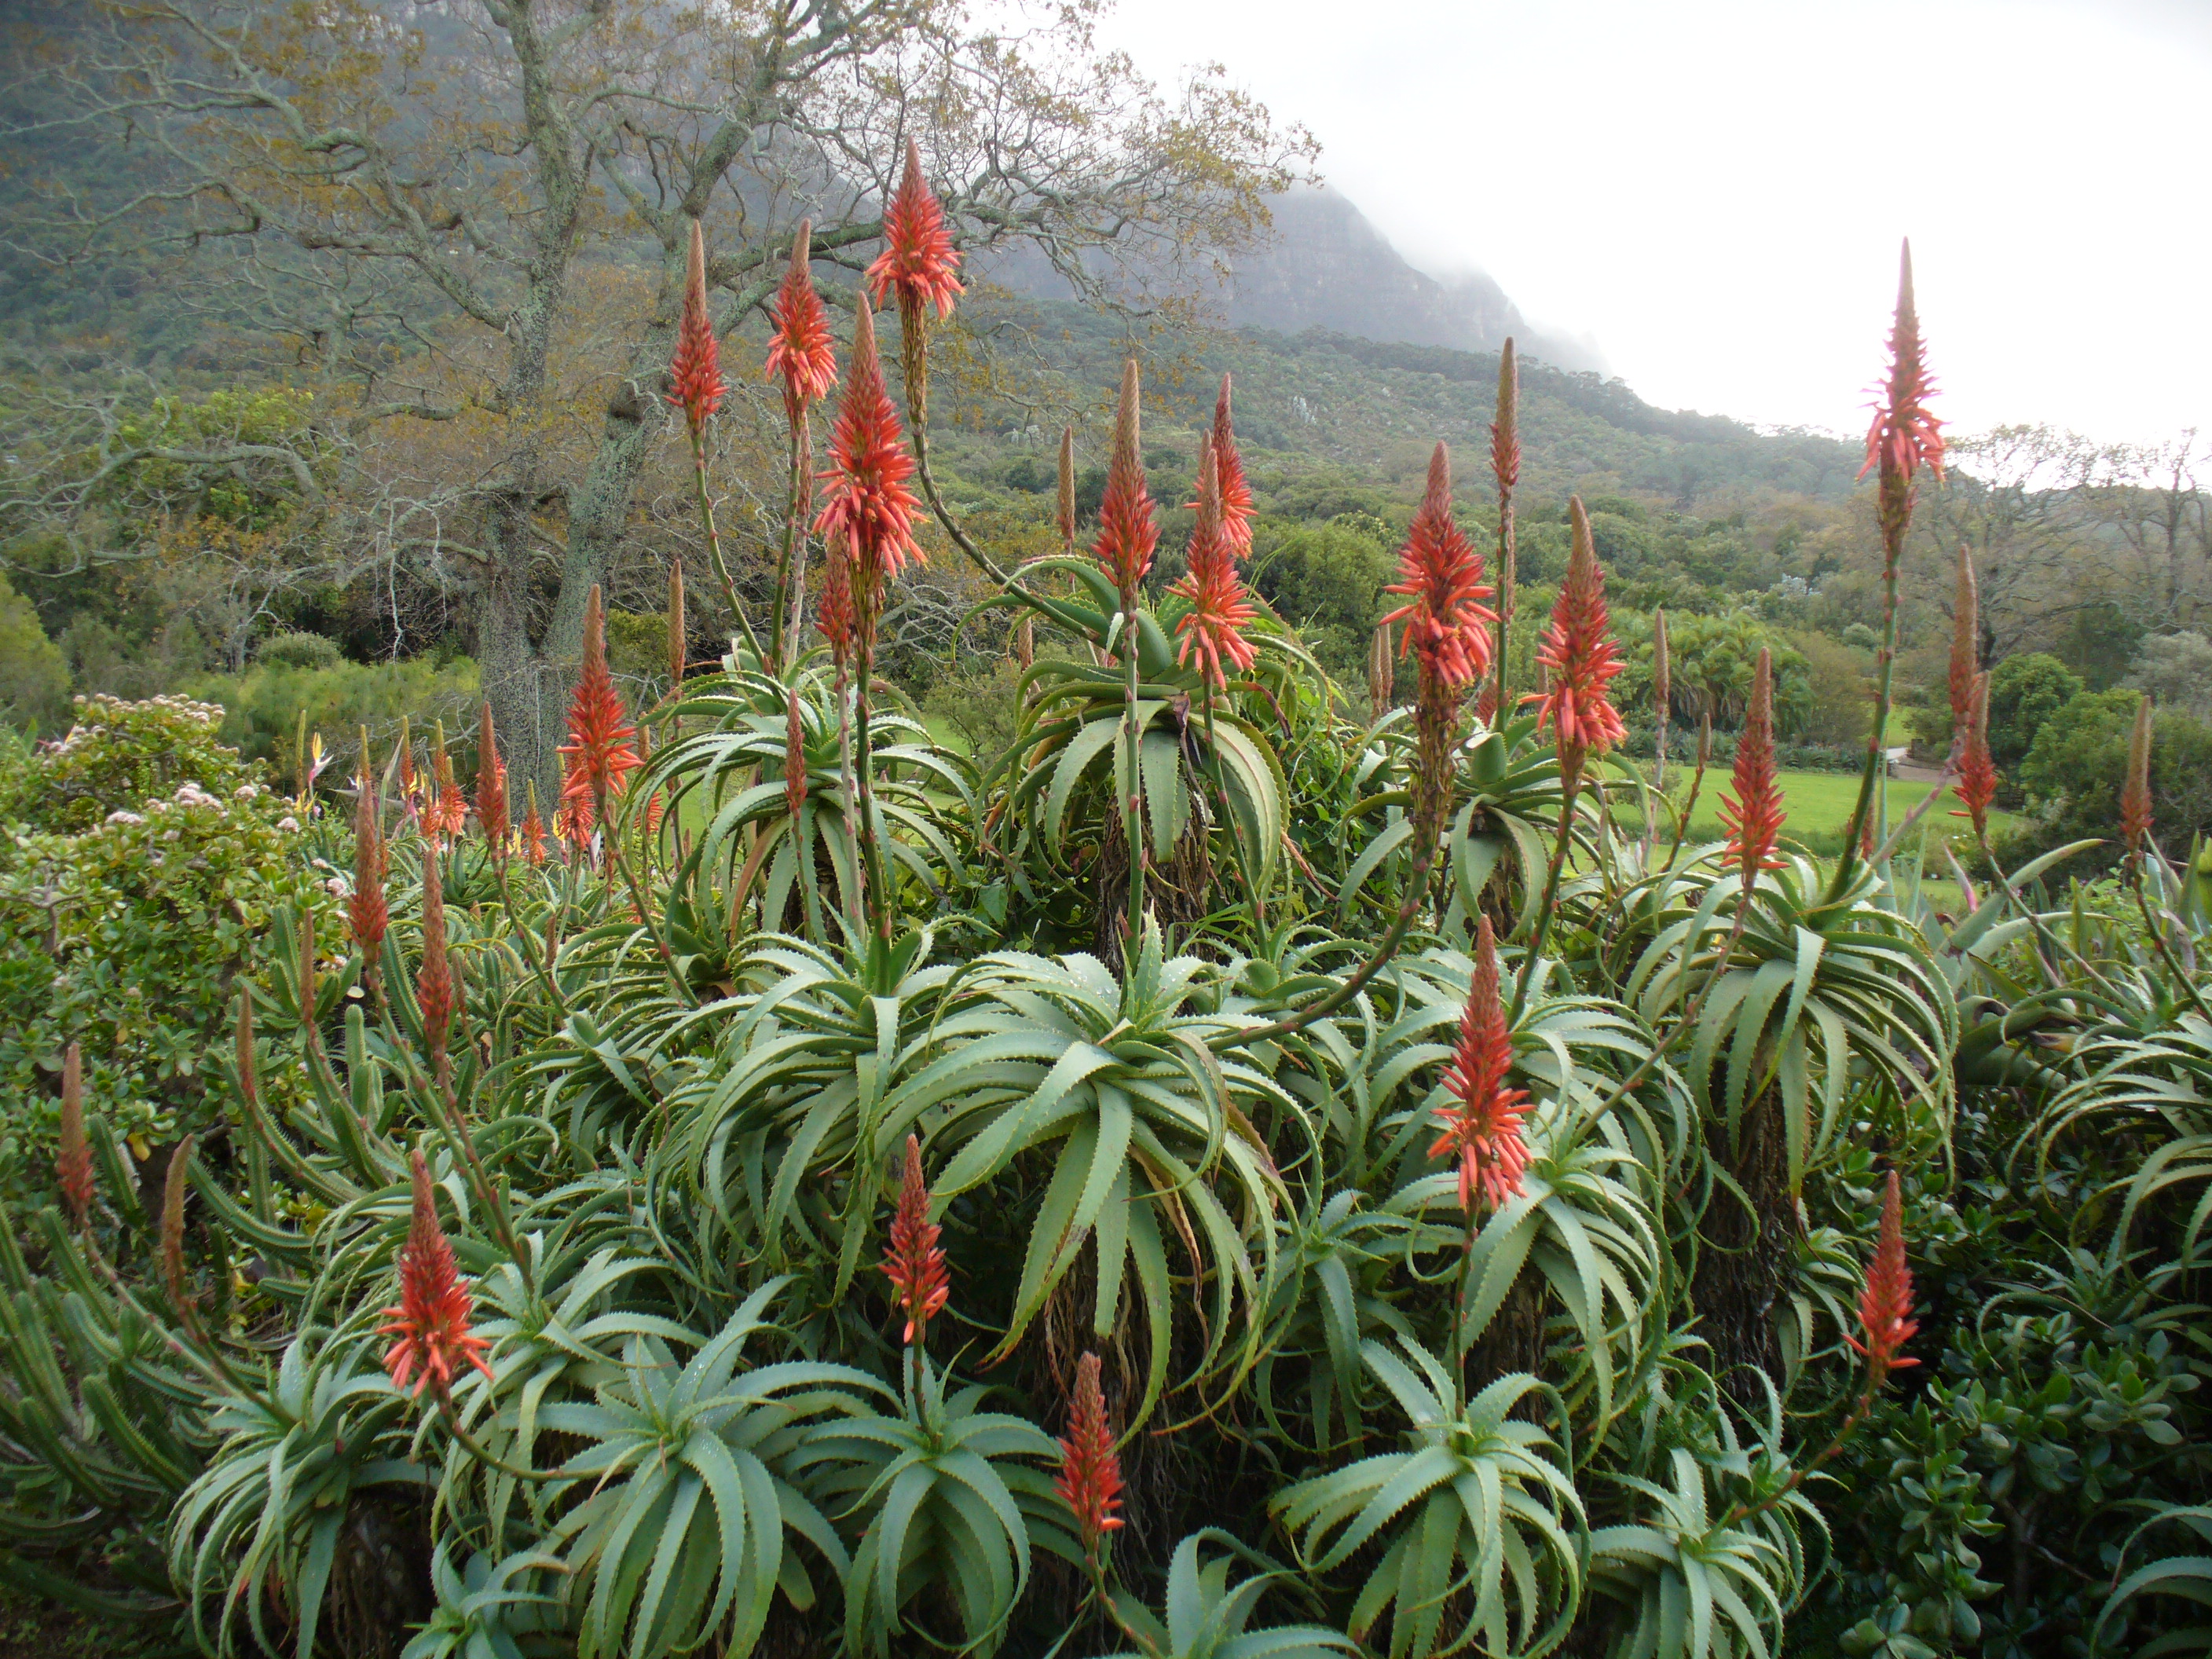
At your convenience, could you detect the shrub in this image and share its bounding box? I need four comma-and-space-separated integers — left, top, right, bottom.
2012, 687, 2212, 856
189, 653, 481, 774
0, 573, 69, 733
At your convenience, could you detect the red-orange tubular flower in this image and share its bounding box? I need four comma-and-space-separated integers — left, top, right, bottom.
559, 586, 643, 808
1430, 917, 1533, 1214
785, 690, 809, 822
430, 741, 467, 844
1210, 374, 1254, 561
1529, 498, 1628, 763
2122, 695, 2155, 854
417, 848, 455, 1075
555, 764, 596, 852
764, 220, 837, 421
1861, 240, 1945, 489
1955, 671, 1998, 839
1056, 1352, 1125, 1556
1380, 444, 1496, 693
1847, 1169, 1919, 1386
474, 701, 508, 848
58, 1041, 93, 1230
1172, 435, 1258, 687
881, 1133, 950, 1343
866, 138, 963, 321
1093, 359, 1159, 599
350, 763, 388, 953
380, 1150, 495, 1400
814, 301, 925, 584
668, 218, 725, 436
521, 782, 547, 868
817, 536, 857, 665
1721, 647, 1786, 886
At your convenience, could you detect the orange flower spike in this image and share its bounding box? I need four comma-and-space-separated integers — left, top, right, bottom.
668, 218, 725, 435
379, 1150, 495, 1399
57, 1041, 93, 1230
1430, 917, 1533, 1214
866, 138, 963, 321
2122, 695, 2155, 855
417, 846, 455, 1075
1210, 374, 1254, 561
1954, 671, 1998, 839
1529, 498, 1628, 761
1172, 434, 1258, 687
764, 220, 837, 419
881, 1133, 950, 1343
555, 764, 596, 853
1861, 240, 1945, 489
1056, 1352, 1126, 1558
812, 300, 925, 583
1847, 1169, 1920, 1386
785, 690, 809, 822
1379, 443, 1496, 692
350, 747, 388, 954
1057, 425, 1078, 551
1720, 647, 1786, 886
430, 729, 467, 842
558, 586, 643, 808
474, 701, 508, 848
817, 536, 857, 665
1093, 359, 1159, 599
521, 779, 547, 868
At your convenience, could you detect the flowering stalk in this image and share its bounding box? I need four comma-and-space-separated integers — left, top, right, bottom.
1949, 543, 1979, 741
881, 1133, 950, 1349
1057, 1351, 1126, 1569
1057, 425, 1077, 553
2122, 694, 2155, 862
668, 218, 765, 666
1434, 918, 1533, 1364
417, 843, 456, 1092
1210, 374, 1254, 562
1175, 432, 1265, 932
1518, 497, 1624, 1009
1721, 647, 1785, 897
1489, 339, 1520, 720
1954, 671, 1997, 840
430, 723, 467, 848
58, 1041, 93, 1231
1095, 359, 1159, 946
815, 300, 925, 941
475, 701, 508, 858
158, 1131, 197, 1334
1832, 242, 1944, 899
1368, 621, 1395, 722
381, 1149, 496, 1401
351, 728, 388, 1010
765, 221, 837, 667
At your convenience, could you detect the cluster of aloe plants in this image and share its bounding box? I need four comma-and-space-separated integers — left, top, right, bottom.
6, 170, 2212, 1659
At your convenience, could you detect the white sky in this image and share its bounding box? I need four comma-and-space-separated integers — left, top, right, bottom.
1096, 0, 2210, 445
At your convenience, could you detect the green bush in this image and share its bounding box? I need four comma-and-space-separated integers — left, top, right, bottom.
0, 573, 70, 733
2011, 687, 2212, 856
189, 652, 481, 775
0, 697, 335, 1206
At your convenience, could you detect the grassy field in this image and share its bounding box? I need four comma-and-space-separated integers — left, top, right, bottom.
1673, 767, 2015, 848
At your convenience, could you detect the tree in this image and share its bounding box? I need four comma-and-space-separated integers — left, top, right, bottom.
2126, 631, 2212, 720
0, 572, 68, 731
9, 0, 1310, 791
2078, 430, 2210, 628
1985, 651, 2081, 770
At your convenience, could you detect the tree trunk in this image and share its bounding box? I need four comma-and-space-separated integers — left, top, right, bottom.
1690, 1083, 1802, 1394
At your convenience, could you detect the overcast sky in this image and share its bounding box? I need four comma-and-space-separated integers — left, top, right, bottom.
1095, 0, 2208, 445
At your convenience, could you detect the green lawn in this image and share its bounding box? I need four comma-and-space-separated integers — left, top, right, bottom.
1671, 767, 2015, 846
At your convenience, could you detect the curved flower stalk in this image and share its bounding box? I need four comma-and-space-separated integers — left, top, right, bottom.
765, 221, 837, 665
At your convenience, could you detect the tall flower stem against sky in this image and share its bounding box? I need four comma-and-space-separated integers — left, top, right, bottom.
1833, 240, 1943, 901
1489, 339, 1519, 722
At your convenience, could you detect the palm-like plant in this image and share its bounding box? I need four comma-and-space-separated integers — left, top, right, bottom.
1102, 1530, 1361, 1659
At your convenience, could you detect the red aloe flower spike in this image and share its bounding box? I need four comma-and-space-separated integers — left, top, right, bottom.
1954, 670, 1998, 839
1056, 1351, 1125, 1558
380, 1149, 495, 1400
417, 847, 455, 1081
555, 760, 596, 854
474, 701, 508, 848
430, 727, 467, 843
350, 738, 388, 954
881, 1133, 950, 1343
1721, 647, 1786, 888
558, 586, 643, 809
1847, 1169, 1919, 1386
1380, 443, 1496, 693
1172, 434, 1258, 687
1057, 425, 1077, 551
1210, 374, 1254, 561
1529, 498, 1628, 766
1948, 544, 1979, 731
1860, 240, 1945, 489
668, 218, 725, 435
2122, 694, 2155, 855
521, 779, 546, 868
58, 1041, 93, 1230
785, 690, 809, 823
816, 534, 857, 665
813, 299, 925, 585
1430, 917, 1533, 1214
866, 138, 963, 321
764, 219, 837, 421
1093, 359, 1158, 599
